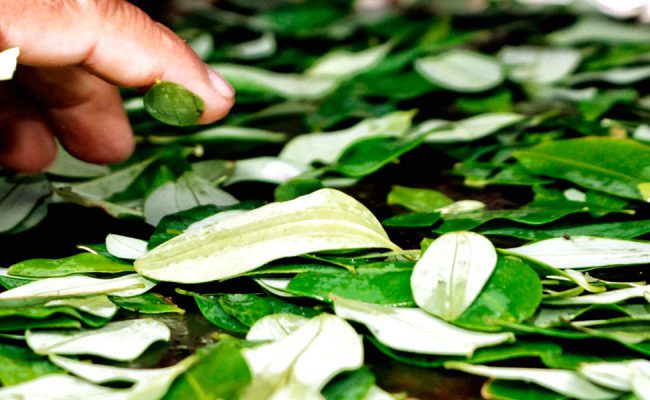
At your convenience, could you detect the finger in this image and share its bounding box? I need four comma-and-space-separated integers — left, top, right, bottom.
16, 66, 135, 165
0, 82, 57, 172
0, 0, 234, 124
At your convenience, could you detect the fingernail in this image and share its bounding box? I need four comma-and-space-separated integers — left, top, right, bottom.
207, 67, 235, 99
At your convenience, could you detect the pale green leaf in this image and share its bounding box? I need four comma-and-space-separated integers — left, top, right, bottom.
0, 177, 50, 233
279, 111, 413, 168
135, 189, 399, 283
445, 362, 622, 400
498, 46, 581, 85
549, 17, 650, 45
411, 231, 498, 321
45, 296, 118, 319
46, 143, 110, 178
544, 284, 650, 305
0, 47, 19, 80
332, 296, 513, 357
226, 32, 277, 60
415, 50, 504, 93
26, 319, 170, 361
569, 65, 650, 85
507, 236, 650, 269
143, 172, 239, 226
0, 274, 155, 306
146, 125, 286, 146
422, 113, 525, 143
8, 253, 133, 278
225, 157, 304, 186
307, 43, 392, 79
0, 374, 117, 399
213, 63, 339, 100
241, 313, 363, 400
246, 313, 311, 341
106, 234, 148, 260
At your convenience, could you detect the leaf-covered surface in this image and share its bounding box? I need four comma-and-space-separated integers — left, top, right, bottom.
3, 1, 650, 399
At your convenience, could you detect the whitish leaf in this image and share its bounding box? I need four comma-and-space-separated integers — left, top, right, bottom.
507, 236, 650, 269
498, 46, 581, 85
55, 157, 155, 200
0, 374, 116, 399
147, 125, 286, 146
241, 313, 363, 400
46, 143, 110, 178
411, 231, 497, 321
445, 362, 622, 400
143, 172, 239, 226
50, 354, 193, 386
569, 66, 650, 85
438, 200, 486, 216
255, 277, 298, 298
0, 177, 50, 233
544, 284, 650, 305
225, 157, 304, 186
422, 113, 525, 143
226, 32, 277, 60
279, 111, 413, 168
46, 296, 118, 319
307, 42, 391, 79
549, 17, 650, 45
135, 189, 399, 283
214, 63, 339, 100
0, 274, 155, 306
415, 50, 504, 93
246, 313, 311, 341
332, 296, 513, 357
579, 361, 636, 392
106, 234, 148, 260
0, 47, 19, 80
365, 385, 396, 400
27, 319, 170, 361
186, 209, 246, 232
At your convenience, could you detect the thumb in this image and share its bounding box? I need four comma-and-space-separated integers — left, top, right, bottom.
0, 0, 234, 124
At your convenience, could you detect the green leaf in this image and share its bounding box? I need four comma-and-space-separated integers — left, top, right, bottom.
0, 343, 62, 386
109, 293, 184, 314
332, 296, 513, 357
8, 253, 133, 278
479, 219, 650, 241
307, 43, 392, 79
415, 50, 504, 93
411, 231, 497, 321
322, 367, 375, 400
382, 212, 442, 228
163, 339, 252, 400
135, 189, 400, 283
274, 178, 324, 202
514, 137, 650, 201
143, 81, 205, 127
422, 113, 525, 143
191, 292, 250, 334
481, 379, 568, 400
506, 236, 650, 270
217, 293, 319, 327
454, 256, 542, 331
241, 314, 363, 400
286, 262, 415, 306
444, 362, 622, 400
387, 185, 453, 213
26, 318, 170, 361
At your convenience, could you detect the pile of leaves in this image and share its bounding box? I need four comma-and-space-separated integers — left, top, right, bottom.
2, 1, 650, 398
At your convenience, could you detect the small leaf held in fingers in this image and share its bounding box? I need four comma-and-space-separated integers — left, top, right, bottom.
144, 81, 205, 126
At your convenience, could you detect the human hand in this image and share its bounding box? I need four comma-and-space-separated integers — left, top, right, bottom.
0, 0, 235, 172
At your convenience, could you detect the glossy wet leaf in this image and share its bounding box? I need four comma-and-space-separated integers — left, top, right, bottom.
241, 313, 363, 400
163, 338, 252, 400
445, 362, 622, 400
454, 256, 542, 331
8, 253, 133, 278
514, 137, 650, 201
0, 47, 19, 80
332, 296, 513, 357
135, 189, 399, 283
216, 293, 319, 327
507, 236, 650, 269
191, 292, 249, 334
415, 50, 504, 93
144, 81, 204, 126
411, 231, 498, 321
286, 262, 415, 306
498, 46, 581, 85
26, 318, 170, 361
